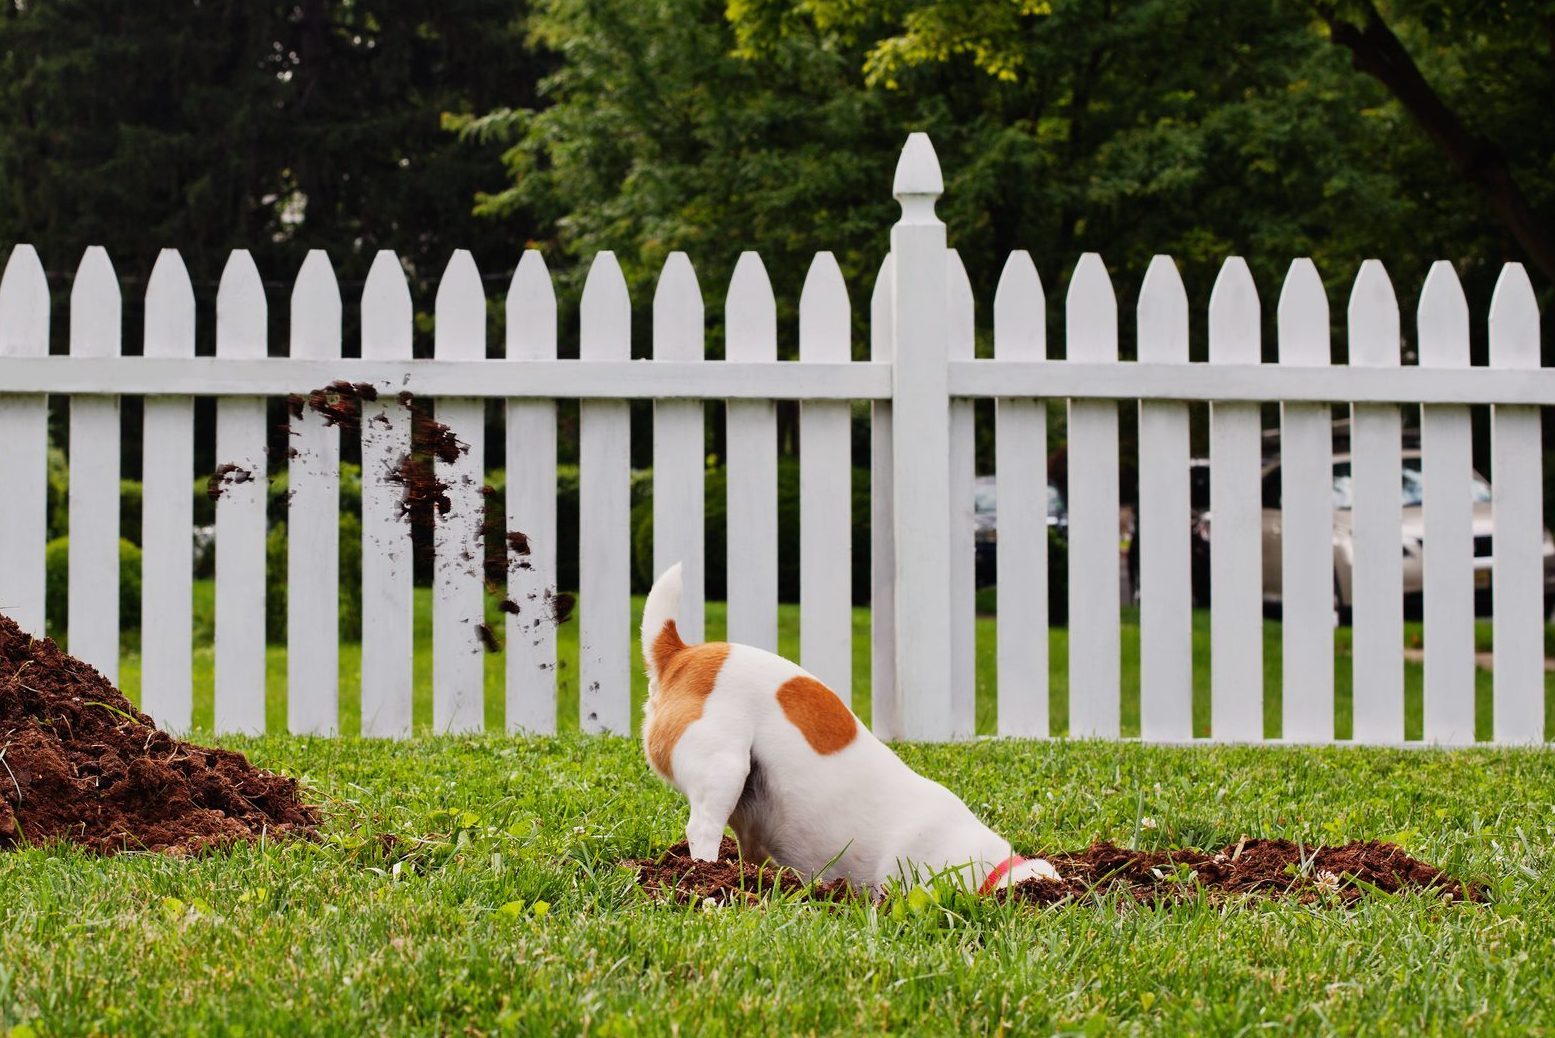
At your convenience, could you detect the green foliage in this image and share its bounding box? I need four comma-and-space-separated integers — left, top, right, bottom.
43, 536, 142, 637
264, 512, 363, 644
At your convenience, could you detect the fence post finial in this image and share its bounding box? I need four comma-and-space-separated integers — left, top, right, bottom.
893, 132, 943, 226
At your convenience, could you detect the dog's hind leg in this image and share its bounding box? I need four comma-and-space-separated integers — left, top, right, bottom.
672, 722, 752, 862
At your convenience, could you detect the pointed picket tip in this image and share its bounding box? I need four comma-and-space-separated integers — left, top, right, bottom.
144, 250, 195, 358
217, 251, 266, 359
1137, 255, 1188, 364
0, 244, 49, 357
70, 246, 121, 357
435, 249, 486, 360
507, 250, 557, 360
869, 253, 895, 362
946, 248, 975, 359
1208, 256, 1259, 364
799, 251, 849, 361
580, 251, 630, 360
291, 249, 342, 359
1489, 262, 1540, 369
893, 132, 943, 198
1276, 258, 1330, 366
994, 251, 1044, 361
1347, 259, 1400, 367
726, 252, 776, 363
361, 251, 413, 361
652, 251, 703, 361
1417, 261, 1469, 367
1066, 253, 1117, 361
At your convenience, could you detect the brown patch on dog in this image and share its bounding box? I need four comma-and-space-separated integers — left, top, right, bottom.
776, 676, 857, 755
644, 624, 730, 781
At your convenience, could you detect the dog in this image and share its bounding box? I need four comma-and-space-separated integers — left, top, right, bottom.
640, 562, 1059, 894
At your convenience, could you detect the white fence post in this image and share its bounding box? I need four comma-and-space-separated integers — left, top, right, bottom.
360, 250, 415, 738
431, 251, 488, 734
1489, 263, 1544, 743
653, 252, 706, 643
1066, 253, 1120, 738
890, 134, 952, 741
726, 252, 780, 653
140, 249, 195, 732
506, 250, 560, 734
288, 250, 342, 735
67, 247, 122, 684
214, 251, 268, 734
0, 245, 50, 637
1136, 255, 1192, 741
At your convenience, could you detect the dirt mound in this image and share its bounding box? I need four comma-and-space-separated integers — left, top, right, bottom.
0, 615, 319, 855
626, 836, 1478, 908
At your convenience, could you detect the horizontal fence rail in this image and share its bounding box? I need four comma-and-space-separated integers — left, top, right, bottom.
0, 132, 1548, 747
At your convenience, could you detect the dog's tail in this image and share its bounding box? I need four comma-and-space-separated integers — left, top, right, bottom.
641, 562, 686, 687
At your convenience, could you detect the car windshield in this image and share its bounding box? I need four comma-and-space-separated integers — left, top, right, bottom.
1330, 457, 1491, 509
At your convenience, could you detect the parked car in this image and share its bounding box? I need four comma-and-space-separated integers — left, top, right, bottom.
972, 474, 1066, 589
1183, 449, 1555, 618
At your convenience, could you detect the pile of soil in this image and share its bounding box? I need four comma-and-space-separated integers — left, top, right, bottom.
0, 615, 319, 855
626, 836, 1478, 908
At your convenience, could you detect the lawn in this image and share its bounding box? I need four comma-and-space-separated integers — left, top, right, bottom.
3, 736, 1554, 1034
108, 582, 1555, 742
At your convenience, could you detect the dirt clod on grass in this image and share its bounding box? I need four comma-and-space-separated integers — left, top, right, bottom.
0, 615, 320, 856
626, 836, 1478, 908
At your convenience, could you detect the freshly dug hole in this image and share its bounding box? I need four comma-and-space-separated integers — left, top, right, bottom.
0, 614, 319, 855
625, 836, 1478, 908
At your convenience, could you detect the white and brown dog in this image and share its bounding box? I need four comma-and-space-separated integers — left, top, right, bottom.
641, 562, 1059, 894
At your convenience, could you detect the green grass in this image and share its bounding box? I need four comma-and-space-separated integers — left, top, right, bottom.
4, 736, 1555, 1034
108, 582, 1555, 742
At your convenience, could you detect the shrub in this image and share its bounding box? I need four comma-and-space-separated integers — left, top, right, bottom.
43, 536, 143, 637
264, 511, 363, 643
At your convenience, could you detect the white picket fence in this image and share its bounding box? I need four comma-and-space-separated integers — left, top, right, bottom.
0, 133, 1548, 745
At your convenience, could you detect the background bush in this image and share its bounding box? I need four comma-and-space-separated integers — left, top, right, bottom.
43, 536, 143, 639
264, 511, 363, 644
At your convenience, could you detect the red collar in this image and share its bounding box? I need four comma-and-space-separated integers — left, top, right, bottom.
978, 854, 1028, 895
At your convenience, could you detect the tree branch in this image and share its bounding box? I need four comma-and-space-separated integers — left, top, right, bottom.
1313, 1, 1555, 287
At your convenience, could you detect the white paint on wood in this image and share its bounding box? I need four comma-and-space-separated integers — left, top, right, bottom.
992, 250, 1047, 737
1065, 253, 1120, 738
1275, 259, 1334, 742
433, 250, 487, 734
799, 252, 854, 702
1136, 255, 1192, 741
945, 250, 976, 739
506, 250, 559, 734
140, 249, 195, 732
0, 245, 50, 636
579, 252, 632, 734
652, 252, 706, 643
1417, 261, 1475, 744
1207, 257, 1263, 741
359, 251, 414, 737
725, 251, 779, 652
1489, 263, 1544, 743
890, 135, 952, 740
1347, 260, 1405, 742
869, 254, 900, 738
214, 251, 268, 734
67, 247, 121, 683
288, 251, 342, 735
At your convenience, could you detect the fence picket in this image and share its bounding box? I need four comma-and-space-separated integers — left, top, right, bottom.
1347, 260, 1405, 742
1065, 253, 1120, 738
869, 254, 900, 738
214, 252, 268, 734
67, 247, 122, 684
946, 249, 976, 739
1276, 259, 1335, 742
1489, 263, 1544, 743
993, 250, 1047, 737
1207, 257, 1263, 741
1418, 262, 1475, 744
579, 252, 632, 734
799, 252, 853, 702
506, 251, 559, 734
360, 251, 414, 737
288, 250, 342, 735
140, 250, 195, 732
0, 245, 50, 637
653, 253, 706, 643
1136, 255, 1192, 741
432, 250, 487, 734
725, 252, 779, 652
